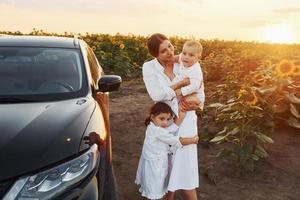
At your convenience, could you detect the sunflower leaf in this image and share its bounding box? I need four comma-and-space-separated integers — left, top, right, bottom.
290, 104, 300, 118
287, 117, 300, 129
208, 103, 225, 108
285, 93, 300, 105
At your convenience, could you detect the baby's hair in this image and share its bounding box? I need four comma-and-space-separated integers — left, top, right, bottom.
145, 102, 174, 126
183, 40, 203, 57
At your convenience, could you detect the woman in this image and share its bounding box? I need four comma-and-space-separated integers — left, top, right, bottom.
142, 33, 201, 200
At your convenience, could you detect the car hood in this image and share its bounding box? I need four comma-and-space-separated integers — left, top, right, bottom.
0, 98, 95, 181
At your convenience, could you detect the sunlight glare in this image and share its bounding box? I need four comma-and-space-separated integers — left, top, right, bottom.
262, 23, 295, 44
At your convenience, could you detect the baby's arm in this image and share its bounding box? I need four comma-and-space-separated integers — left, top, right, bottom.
174, 55, 180, 63
180, 65, 203, 97
170, 78, 190, 91
177, 78, 201, 96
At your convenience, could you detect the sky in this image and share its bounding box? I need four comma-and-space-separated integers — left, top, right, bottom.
1, 0, 300, 43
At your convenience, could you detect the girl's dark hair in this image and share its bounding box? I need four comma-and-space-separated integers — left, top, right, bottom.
145, 102, 174, 126
147, 33, 168, 57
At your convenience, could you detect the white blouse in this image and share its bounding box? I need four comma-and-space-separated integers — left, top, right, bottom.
142, 58, 180, 116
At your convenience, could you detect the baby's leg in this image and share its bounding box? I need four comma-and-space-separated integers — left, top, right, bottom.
166, 191, 174, 200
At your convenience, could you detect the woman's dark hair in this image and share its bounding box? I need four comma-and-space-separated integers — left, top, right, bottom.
145, 102, 174, 126
147, 33, 168, 57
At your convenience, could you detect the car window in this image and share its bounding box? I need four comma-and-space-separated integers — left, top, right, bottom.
0, 47, 88, 101
86, 47, 103, 87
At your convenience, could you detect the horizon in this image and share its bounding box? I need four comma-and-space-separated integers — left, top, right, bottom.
1, 0, 300, 44
2, 29, 300, 45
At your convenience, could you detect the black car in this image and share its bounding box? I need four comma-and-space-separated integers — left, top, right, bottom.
0, 35, 121, 200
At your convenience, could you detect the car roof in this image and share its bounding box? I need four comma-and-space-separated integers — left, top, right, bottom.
0, 35, 81, 48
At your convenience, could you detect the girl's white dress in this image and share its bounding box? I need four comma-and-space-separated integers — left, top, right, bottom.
142, 59, 201, 192
135, 122, 182, 199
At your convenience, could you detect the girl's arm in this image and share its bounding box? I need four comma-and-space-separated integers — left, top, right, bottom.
169, 134, 199, 153
174, 106, 186, 126
179, 135, 199, 145
156, 127, 182, 148
156, 128, 198, 148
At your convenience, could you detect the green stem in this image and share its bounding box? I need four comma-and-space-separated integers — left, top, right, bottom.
240, 107, 246, 148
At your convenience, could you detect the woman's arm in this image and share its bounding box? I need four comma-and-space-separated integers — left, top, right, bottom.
143, 62, 176, 101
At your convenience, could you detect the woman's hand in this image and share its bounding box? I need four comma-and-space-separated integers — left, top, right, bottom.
180, 95, 201, 111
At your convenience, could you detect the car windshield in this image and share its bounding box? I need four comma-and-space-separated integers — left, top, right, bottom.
0, 47, 88, 102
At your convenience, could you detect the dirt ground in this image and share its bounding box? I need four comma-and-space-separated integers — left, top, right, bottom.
109, 79, 300, 200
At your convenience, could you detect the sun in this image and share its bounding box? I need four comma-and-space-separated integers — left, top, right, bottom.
261, 23, 295, 44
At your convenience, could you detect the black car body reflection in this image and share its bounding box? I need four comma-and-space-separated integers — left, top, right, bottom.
0, 35, 121, 200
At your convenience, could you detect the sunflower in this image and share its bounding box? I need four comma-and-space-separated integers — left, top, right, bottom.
241, 50, 248, 57
209, 53, 215, 58
293, 65, 300, 76
254, 74, 265, 85
245, 91, 258, 106
264, 60, 272, 68
119, 43, 125, 49
227, 48, 233, 53
225, 56, 231, 62
275, 59, 295, 77
97, 36, 103, 41
237, 89, 248, 99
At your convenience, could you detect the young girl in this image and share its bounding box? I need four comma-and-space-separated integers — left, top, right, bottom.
135, 102, 199, 200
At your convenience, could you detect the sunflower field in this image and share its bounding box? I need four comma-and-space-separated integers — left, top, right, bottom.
1, 29, 300, 174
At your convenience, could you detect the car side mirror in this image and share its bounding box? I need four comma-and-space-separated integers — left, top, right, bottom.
98, 75, 122, 92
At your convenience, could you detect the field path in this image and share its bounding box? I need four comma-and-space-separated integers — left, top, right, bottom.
110, 79, 300, 200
